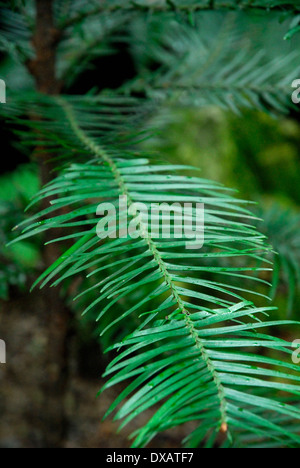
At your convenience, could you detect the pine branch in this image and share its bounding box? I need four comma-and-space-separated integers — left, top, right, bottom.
125, 16, 300, 114
8, 94, 300, 448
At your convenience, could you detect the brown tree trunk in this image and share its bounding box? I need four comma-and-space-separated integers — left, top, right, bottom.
26, 0, 71, 448
28, 0, 61, 95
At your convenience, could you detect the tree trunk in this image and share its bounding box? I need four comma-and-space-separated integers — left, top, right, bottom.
26, 0, 71, 448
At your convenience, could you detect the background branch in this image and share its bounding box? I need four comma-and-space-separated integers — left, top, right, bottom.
60, 0, 300, 30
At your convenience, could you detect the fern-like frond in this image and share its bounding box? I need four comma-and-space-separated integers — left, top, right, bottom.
2, 92, 150, 156
127, 13, 300, 113
0, 2, 34, 62
9, 95, 300, 447
2, 3, 299, 114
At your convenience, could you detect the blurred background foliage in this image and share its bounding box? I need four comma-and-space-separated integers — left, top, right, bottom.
0, 165, 40, 299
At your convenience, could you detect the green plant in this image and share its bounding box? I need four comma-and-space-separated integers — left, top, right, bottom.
0, 167, 40, 299
256, 205, 300, 317
2, 0, 300, 448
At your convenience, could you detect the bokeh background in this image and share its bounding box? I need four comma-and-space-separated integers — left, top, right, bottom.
0, 3, 300, 448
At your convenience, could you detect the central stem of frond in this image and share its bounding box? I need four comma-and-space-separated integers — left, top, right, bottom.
57, 96, 228, 432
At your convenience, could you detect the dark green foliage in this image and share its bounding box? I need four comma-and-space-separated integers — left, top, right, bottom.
0, 166, 40, 299
0, 201, 26, 299
257, 205, 300, 316
6, 95, 300, 448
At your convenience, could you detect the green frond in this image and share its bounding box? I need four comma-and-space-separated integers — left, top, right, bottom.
2, 3, 299, 115
127, 14, 300, 113
0, 3, 33, 62
10, 95, 300, 447
1, 92, 149, 157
